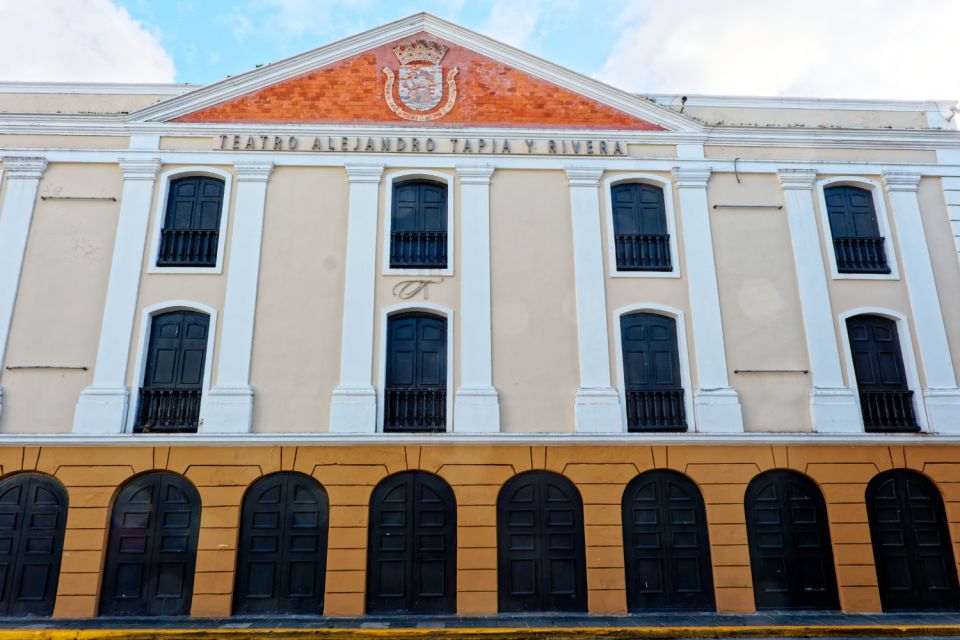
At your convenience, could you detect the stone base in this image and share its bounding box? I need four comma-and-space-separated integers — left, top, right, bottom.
72, 385, 129, 434
811, 387, 862, 433
329, 386, 377, 433
694, 387, 744, 433
574, 387, 622, 433
454, 387, 500, 433
201, 386, 254, 434
923, 387, 960, 434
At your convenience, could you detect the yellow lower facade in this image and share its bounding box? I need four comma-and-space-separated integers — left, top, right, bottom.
8, 442, 957, 619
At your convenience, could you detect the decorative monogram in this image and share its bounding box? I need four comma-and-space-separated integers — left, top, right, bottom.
383, 39, 459, 122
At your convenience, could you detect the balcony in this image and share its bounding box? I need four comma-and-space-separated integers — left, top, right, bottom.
384, 388, 446, 433
859, 390, 919, 432
615, 234, 672, 271
625, 389, 687, 432
157, 228, 219, 267
390, 231, 447, 269
833, 237, 890, 274
134, 388, 201, 433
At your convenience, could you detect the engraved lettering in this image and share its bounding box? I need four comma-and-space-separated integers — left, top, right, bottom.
411, 138, 420, 152
586, 140, 593, 154
353, 137, 361, 151
462, 139, 472, 152
548, 140, 557, 154
312, 137, 323, 150
599, 141, 608, 155
380, 137, 392, 152
571, 140, 581, 153
525, 139, 536, 153
340, 136, 349, 151
288, 136, 299, 150
328, 137, 336, 151
396, 137, 407, 151
614, 141, 625, 155
260, 136, 269, 150
477, 139, 487, 153
219, 135, 228, 149
501, 139, 511, 153
425, 138, 436, 152
273, 136, 283, 150
232, 135, 241, 150
365, 137, 375, 152
449, 138, 458, 152
245, 136, 256, 150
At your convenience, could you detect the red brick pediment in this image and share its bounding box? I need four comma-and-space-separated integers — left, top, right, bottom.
172, 34, 663, 130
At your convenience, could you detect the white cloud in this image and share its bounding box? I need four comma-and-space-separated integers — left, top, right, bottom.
478, 2, 544, 49
598, 0, 960, 100
0, 0, 175, 82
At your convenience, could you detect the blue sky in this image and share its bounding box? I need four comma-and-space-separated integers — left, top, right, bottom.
4, 1, 960, 101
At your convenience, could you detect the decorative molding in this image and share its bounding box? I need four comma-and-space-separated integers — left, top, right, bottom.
345, 163, 385, 183
0, 81, 199, 95
602, 172, 681, 279
456, 164, 495, 184
118, 158, 161, 181
1, 156, 47, 180
672, 167, 711, 189
882, 170, 923, 192
776, 168, 818, 190
564, 166, 604, 187
233, 160, 273, 182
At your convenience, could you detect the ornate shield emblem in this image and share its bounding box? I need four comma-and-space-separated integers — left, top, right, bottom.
383, 40, 459, 122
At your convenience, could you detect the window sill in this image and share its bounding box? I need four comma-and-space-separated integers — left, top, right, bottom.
383, 267, 454, 277
610, 269, 681, 279
148, 265, 225, 275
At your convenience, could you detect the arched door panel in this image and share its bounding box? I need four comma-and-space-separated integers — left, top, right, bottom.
497, 471, 587, 613
233, 473, 329, 615
867, 470, 960, 611
622, 470, 714, 611
0, 473, 68, 616
745, 471, 839, 610
100, 472, 200, 617
366, 471, 456, 614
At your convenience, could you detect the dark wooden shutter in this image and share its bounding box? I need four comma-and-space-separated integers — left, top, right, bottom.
867, 470, 960, 611
744, 470, 839, 610
390, 180, 447, 268
622, 470, 714, 611
384, 313, 447, 432
100, 472, 201, 617
611, 183, 671, 271
497, 471, 587, 613
824, 186, 889, 273
136, 311, 209, 433
158, 176, 224, 266
233, 473, 329, 615
0, 473, 68, 617
846, 315, 918, 431
366, 471, 456, 614
620, 313, 686, 431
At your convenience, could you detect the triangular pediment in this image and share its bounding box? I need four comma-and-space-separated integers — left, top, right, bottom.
130, 14, 700, 132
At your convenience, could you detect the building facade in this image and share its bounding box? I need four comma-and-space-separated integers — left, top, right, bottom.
0, 13, 958, 619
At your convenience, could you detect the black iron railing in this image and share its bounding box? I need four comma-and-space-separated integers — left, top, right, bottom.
135, 388, 202, 433
384, 388, 446, 432
615, 234, 672, 271
158, 228, 219, 267
390, 231, 447, 269
833, 237, 889, 274
626, 389, 687, 432
859, 390, 919, 432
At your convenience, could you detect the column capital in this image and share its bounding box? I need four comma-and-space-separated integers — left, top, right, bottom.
564, 166, 603, 187
672, 167, 711, 189
883, 171, 922, 192
234, 160, 274, 182
777, 168, 819, 190
456, 164, 495, 185
344, 163, 384, 183
118, 158, 161, 181
2, 156, 48, 180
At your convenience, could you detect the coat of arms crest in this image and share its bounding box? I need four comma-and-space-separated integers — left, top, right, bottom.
383, 40, 459, 121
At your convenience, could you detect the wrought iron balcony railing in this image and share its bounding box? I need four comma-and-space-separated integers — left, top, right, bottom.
615, 233, 672, 271
390, 231, 447, 269
135, 388, 202, 433
384, 387, 446, 433
625, 389, 687, 432
158, 228, 219, 267
859, 390, 919, 432
833, 236, 890, 274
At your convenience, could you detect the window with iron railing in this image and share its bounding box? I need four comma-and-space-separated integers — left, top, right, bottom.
625, 389, 686, 432
158, 176, 224, 268
611, 183, 672, 272
384, 388, 446, 433
390, 180, 447, 269
824, 185, 890, 274
620, 312, 687, 432
384, 312, 447, 432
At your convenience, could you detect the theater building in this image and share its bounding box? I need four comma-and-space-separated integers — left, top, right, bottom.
0, 12, 958, 620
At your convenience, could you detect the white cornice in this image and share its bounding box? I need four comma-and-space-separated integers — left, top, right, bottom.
0, 82, 200, 95
644, 93, 958, 114
126, 13, 701, 132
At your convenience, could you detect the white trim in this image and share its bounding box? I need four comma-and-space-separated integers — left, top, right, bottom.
381, 169, 454, 276
815, 176, 901, 280
602, 173, 680, 278
0, 82, 200, 95
838, 307, 928, 432
645, 93, 957, 113
613, 304, 696, 433
376, 301, 455, 434
125, 301, 219, 434
146, 166, 233, 275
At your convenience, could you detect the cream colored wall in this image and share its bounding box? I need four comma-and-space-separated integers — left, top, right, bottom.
491, 170, 579, 432
0, 163, 121, 433
250, 167, 349, 432
709, 172, 812, 432
161, 136, 217, 151
0, 135, 130, 150
686, 105, 930, 129
705, 146, 937, 163
919, 178, 960, 383
123, 165, 232, 392
625, 144, 676, 158
0, 93, 172, 114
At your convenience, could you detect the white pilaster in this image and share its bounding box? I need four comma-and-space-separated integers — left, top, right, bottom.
673, 167, 744, 432
202, 161, 273, 433
73, 158, 160, 433
883, 171, 960, 433
0, 157, 48, 417
454, 164, 500, 433
329, 164, 384, 433
565, 167, 620, 433
777, 169, 860, 432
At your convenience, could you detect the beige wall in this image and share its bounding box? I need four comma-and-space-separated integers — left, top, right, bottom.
0, 135, 129, 150
0, 163, 121, 433
491, 170, 579, 432
0, 92, 173, 114
705, 146, 937, 163
687, 105, 930, 129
